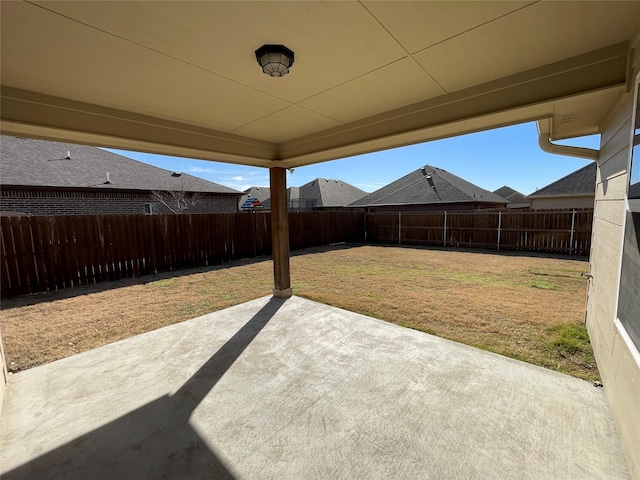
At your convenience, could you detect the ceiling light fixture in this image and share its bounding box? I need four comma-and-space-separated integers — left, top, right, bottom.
255, 44, 294, 77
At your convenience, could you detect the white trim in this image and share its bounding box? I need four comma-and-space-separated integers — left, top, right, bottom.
614, 318, 640, 367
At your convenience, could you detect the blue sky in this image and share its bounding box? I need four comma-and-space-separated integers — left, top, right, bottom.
106, 121, 599, 195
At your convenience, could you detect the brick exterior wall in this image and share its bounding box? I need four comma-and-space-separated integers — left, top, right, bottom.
1, 188, 239, 216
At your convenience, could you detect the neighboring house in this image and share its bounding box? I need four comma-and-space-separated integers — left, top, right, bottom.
493, 186, 530, 210
349, 165, 508, 212
239, 186, 270, 211
263, 186, 316, 212
263, 178, 366, 211
298, 178, 367, 210
527, 163, 596, 210
0, 136, 241, 216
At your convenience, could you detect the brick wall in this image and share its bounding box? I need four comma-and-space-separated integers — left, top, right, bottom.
1, 189, 239, 216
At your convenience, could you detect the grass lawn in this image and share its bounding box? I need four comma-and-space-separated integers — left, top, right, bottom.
0, 244, 598, 381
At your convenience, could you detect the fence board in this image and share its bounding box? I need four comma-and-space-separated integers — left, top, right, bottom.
30, 217, 50, 293
1, 217, 19, 296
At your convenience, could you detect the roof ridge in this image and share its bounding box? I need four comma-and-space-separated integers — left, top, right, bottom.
365, 165, 435, 205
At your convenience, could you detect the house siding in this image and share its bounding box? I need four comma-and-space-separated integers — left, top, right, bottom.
588, 92, 640, 478
530, 196, 594, 210
0, 189, 239, 216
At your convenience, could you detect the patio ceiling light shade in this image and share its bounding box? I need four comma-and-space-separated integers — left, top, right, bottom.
255, 45, 294, 77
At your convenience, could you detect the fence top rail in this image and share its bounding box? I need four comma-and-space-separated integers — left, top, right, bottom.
366, 209, 594, 216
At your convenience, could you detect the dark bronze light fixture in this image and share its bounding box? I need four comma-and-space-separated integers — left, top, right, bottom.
255, 44, 294, 77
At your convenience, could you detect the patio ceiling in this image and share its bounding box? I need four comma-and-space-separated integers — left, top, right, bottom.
1, 1, 639, 168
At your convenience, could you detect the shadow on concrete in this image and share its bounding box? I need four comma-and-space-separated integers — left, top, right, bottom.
3, 296, 286, 480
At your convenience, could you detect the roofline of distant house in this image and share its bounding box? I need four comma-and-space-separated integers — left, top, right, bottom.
351, 199, 508, 208
526, 193, 594, 199
0, 184, 241, 196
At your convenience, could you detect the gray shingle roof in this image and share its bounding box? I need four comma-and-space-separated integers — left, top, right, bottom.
493, 186, 519, 199
350, 165, 507, 207
299, 178, 367, 207
261, 180, 364, 209
0, 135, 240, 194
528, 163, 596, 197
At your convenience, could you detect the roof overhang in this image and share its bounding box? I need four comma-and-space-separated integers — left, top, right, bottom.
1, 2, 639, 168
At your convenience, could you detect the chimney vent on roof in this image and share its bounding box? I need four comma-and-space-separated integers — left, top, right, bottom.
426, 175, 435, 187
105, 172, 111, 185
65, 151, 71, 160
171, 172, 182, 177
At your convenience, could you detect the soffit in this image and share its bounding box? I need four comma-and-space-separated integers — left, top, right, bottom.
1, 1, 639, 167
409, 1, 640, 93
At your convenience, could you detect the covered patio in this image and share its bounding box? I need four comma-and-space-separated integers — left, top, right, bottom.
1, 2, 639, 477
1, 296, 629, 479
1, 2, 636, 297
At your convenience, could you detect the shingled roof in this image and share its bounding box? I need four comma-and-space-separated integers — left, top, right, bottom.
528, 163, 596, 197
350, 165, 507, 207
299, 178, 366, 207
0, 135, 240, 194
493, 186, 520, 199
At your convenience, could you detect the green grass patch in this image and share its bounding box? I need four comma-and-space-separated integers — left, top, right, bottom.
529, 279, 561, 290
550, 322, 590, 355
540, 321, 599, 381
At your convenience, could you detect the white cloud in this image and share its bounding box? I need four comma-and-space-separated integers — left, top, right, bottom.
183, 163, 270, 191
354, 182, 386, 193
188, 166, 219, 174
225, 182, 253, 192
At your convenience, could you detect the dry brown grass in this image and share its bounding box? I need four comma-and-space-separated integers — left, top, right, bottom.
0, 244, 598, 381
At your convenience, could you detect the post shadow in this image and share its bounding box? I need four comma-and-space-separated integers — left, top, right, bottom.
4, 296, 287, 480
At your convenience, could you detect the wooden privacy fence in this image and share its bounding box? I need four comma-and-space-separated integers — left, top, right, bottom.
1, 209, 591, 299
0, 211, 365, 298
366, 209, 593, 256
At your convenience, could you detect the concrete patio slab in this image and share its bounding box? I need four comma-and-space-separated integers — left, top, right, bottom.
0, 295, 630, 479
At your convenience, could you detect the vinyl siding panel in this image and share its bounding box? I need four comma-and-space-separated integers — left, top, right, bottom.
595, 168, 629, 200
588, 92, 639, 478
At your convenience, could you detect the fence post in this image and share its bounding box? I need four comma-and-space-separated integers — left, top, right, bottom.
398, 212, 402, 245
443, 211, 447, 247
253, 212, 257, 258
497, 211, 502, 251
569, 209, 576, 255
364, 212, 367, 243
